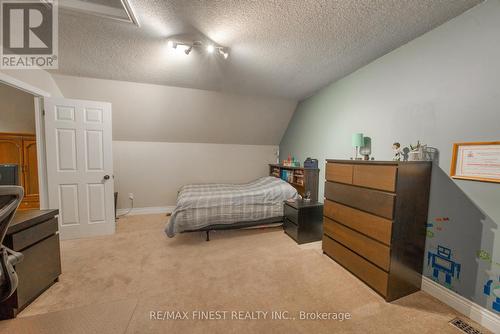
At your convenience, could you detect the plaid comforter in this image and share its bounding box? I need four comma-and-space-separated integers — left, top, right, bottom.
165, 177, 299, 237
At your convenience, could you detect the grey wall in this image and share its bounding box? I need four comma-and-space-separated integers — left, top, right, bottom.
280, 0, 500, 312
0, 83, 35, 133
113, 142, 277, 208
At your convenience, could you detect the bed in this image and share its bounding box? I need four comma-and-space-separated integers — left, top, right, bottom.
165, 176, 299, 239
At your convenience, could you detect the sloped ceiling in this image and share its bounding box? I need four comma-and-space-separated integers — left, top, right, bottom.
50, 0, 482, 100
52, 74, 297, 144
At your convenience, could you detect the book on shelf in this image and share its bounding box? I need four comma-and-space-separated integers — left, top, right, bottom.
268, 163, 319, 202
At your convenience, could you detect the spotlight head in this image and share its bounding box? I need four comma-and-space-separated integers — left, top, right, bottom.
218, 48, 229, 59
185, 46, 192, 55
206, 44, 215, 53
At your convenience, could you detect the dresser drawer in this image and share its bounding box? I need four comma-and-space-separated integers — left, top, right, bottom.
323, 236, 388, 297
15, 233, 61, 309
284, 204, 299, 224
353, 165, 397, 192
324, 182, 395, 219
326, 163, 353, 184
323, 218, 390, 271
283, 218, 298, 241
11, 218, 58, 251
323, 200, 392, 245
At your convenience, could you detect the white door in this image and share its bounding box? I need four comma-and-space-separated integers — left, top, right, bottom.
44, 97, 115, 240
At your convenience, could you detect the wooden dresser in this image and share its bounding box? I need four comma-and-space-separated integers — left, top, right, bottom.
322, 160, 432, 301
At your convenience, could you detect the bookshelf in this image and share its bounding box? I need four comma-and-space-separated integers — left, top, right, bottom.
269, 164, 320, 202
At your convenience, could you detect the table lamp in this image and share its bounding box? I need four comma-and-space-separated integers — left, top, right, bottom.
352, 133, 364, 160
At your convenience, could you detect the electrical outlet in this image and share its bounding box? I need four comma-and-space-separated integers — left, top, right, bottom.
128, 193, 134, 200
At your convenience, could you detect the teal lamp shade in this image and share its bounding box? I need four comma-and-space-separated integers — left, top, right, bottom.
352, 133, 364, 147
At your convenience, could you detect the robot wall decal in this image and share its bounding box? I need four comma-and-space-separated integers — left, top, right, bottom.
427, 245, 461, 287
483, 276, 500, 313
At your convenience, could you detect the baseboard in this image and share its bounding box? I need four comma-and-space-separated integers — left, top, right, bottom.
116, 206, 175, 216
421, 276, 499, 333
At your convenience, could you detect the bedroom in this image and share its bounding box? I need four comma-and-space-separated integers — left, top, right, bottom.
0, 0, 499, 333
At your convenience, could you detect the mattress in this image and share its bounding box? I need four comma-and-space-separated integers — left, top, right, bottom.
165, 176, 299, 237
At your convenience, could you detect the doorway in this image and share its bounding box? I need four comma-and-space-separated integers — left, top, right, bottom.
0, 74, 116, 240
0, 82, 43, 210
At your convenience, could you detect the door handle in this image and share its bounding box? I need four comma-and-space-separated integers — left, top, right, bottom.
103, 175, 110, 180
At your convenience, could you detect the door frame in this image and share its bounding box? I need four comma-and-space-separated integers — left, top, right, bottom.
0, 72, 51, 209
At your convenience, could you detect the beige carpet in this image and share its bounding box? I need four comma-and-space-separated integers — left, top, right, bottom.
0, 214, 491, 333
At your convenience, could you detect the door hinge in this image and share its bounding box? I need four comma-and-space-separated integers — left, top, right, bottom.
42, 109, 46, 116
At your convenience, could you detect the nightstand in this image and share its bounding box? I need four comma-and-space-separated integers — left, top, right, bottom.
283, 200, 323, 244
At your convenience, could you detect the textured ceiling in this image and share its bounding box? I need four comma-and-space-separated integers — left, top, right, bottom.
51, 0, 483, 100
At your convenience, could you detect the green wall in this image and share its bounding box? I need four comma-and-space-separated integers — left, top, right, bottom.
280, 0, 500, 313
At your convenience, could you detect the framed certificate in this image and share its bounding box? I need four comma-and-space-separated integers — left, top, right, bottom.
450, 141, 500, 183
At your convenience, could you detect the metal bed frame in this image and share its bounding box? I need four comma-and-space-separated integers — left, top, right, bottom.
182, 216, 284, 241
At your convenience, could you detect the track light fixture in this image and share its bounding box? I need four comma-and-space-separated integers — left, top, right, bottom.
167, 40, 229, 59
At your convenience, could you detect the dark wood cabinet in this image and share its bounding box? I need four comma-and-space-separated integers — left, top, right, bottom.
0, 209, 61, 319
322, 160, 432, 302
283, 200, 323, 244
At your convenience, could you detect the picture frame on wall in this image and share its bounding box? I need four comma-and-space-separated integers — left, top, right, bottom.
450, 141, 500, 183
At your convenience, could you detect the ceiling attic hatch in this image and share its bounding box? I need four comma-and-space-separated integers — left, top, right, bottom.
58, 0, 139, 26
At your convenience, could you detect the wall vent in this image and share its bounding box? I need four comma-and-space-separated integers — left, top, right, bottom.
449, 317, 483, 334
